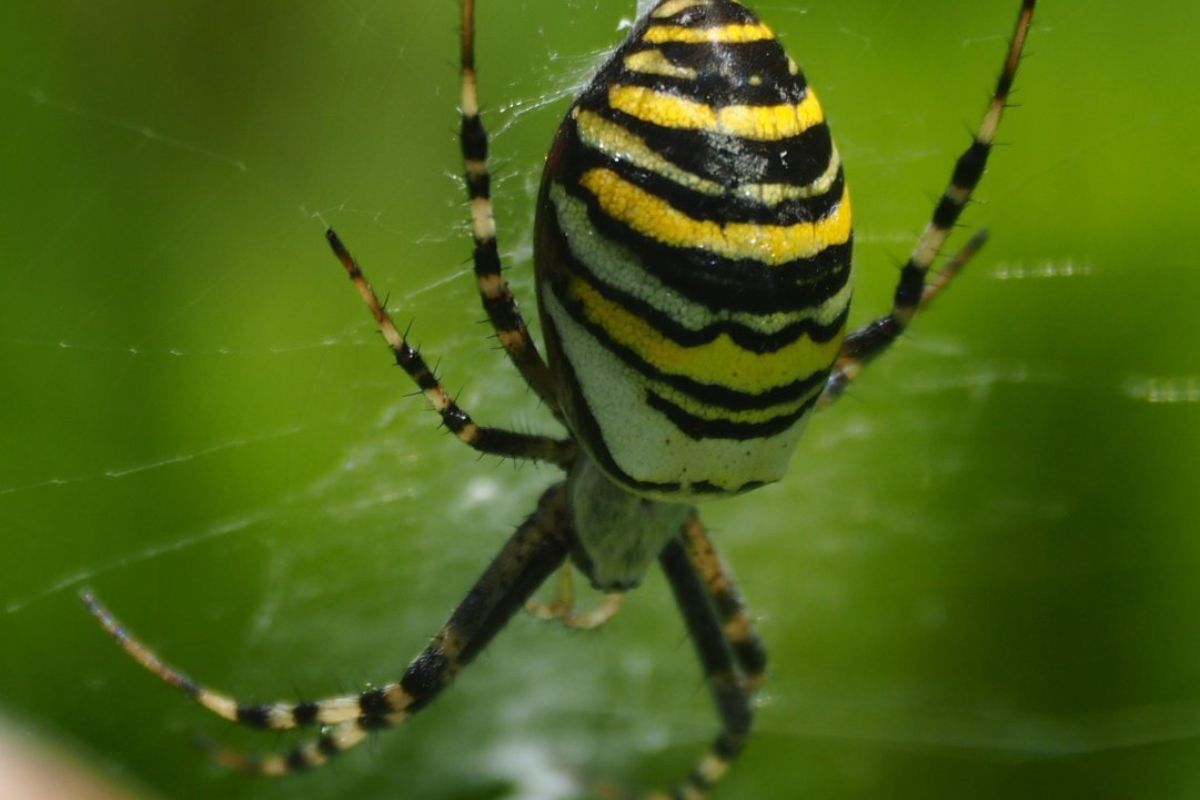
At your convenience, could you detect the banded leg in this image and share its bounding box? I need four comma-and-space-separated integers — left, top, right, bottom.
678, 514, 767, 691
821, 0, 1036, 407
82, 482, 572, 774
820, 229, 988, 407
656, 535, 756, 800
328, 229, 576, 468
460, 0, 561, 413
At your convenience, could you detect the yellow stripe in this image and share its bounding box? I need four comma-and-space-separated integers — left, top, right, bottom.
623, 49, 698, 80
578, 167, 852, 266
569, 274, 843, 397
609, 84, 823, 141
716, 95, 824, 140
642, 22, 774, 44
698, 753, 732, 784
198, 690, 238, 722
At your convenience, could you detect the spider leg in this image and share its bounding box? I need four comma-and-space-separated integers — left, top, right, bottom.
821, 229, 989, 407
656, 531, 758, 800
82, 482, 572, 774
459, 0, 562, 414
677, 514, 767, 692
328, 229, 576, 468
819, 0, 1035, 408
525, 563, 626, 630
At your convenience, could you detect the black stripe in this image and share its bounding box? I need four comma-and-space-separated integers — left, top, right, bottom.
441, 406, 470, 435
646, 386, 819, 440
842, 315, 902, 360
400, 649, 451, 711
733, 639, 768, 677
714, 731, 746, 759
358, 688, 392, 718
557, 177, 852, 314
894, 263, 926, 309
584, 102, 835, 188
481, 291, 523, 331
650, 39, 802, 90
317, 733, 341, 757
412, 365, 438, 391
550, 271, 831, 411
648, 1, 759, 27
292, 701, 319, 726
236, 704, 271, 729
953, 139, 990, 190
465, 171, 489, 200
568, 128, 844, 226
614, 40, 808, 107
285, 748, 312, 772
359, 714, 392, 731
473, 238, 501, 277
549, 217, 848, 352
932, 193, 964, 231
459, 115, 487, 162
708, 587, 742, 619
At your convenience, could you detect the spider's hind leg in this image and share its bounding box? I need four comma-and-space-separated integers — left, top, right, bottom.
655, 526, 760, 800
677, 514, 767, 692
82, 482, 574, 775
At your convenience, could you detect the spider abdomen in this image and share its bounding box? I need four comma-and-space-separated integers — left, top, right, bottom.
535, 0, 852, 499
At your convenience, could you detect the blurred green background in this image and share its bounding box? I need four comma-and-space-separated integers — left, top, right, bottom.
2, 1, 1198, 798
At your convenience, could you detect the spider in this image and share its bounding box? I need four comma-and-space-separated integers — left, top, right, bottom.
83, 1, 1036, 796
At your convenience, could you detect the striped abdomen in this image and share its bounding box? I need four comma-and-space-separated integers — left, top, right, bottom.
534, 0, 852, 499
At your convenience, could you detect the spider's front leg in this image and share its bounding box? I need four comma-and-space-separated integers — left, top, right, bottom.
328, 230, 576, 469
821, 0, 1036, 408
821, 229, 989, 406
82, 482, 572, 774
459, 0, 561, 413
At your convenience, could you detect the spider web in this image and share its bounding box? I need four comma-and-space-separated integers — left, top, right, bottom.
2, 2, 1199, 799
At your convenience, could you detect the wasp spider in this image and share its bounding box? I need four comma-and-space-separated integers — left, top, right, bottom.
84, 1, 1037, 796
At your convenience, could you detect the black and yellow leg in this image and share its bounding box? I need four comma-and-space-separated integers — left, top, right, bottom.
82, 482, 573, 774
327, 229, 576, 467
459, 0, 561, 415
525, 563, 625, 630
678, 514, 767, 691
657, 536, 755, 800
821, 0, 1035, 407
821, 229, 990, 406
